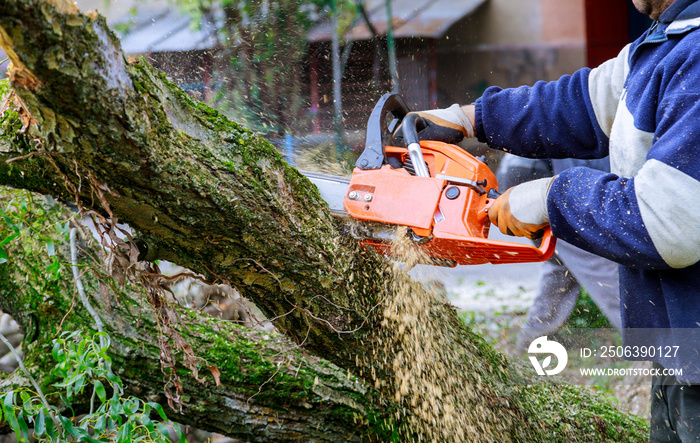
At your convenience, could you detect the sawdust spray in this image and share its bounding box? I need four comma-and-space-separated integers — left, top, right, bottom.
365, 226, 517, 441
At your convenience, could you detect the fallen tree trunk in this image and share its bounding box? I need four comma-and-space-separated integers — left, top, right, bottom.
0, 0, 648, 440
0, 187, 376, 441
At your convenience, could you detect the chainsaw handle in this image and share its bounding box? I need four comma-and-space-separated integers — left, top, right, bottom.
537, 227, 557, 260
401, 113, 431, 177
479, 196, 557, 260
401, 112, 421, 146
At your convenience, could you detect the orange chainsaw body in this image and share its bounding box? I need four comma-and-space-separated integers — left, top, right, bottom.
344, 140, 556, 266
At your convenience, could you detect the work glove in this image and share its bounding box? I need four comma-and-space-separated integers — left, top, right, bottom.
397, 104, 475, 145
488, 176, 555, 240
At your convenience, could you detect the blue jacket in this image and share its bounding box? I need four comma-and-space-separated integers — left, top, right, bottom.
474, 0, 700, 381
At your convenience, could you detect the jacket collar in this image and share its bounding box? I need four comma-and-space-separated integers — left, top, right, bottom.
629, 0, 700, 58
660, 0, 700, 22
659, 0, 700, 34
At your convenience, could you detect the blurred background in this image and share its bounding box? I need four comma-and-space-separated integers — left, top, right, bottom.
0, 0, 651, 169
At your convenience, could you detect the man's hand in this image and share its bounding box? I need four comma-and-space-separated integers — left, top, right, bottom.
488, 177, 555, 240
404, 104, 475, 144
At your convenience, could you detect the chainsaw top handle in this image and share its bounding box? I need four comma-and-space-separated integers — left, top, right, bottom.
401, 113, 431, 178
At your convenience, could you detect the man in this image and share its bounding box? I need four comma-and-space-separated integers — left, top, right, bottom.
412, 0, 700, 440
495, 155, 623, 351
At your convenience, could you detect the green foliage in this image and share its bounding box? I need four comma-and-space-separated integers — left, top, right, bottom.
0, 81, 31, 155
1, 331, 183, 442
0, 190, 184, 440
567, 289, 613, 329
51, 331, 118, 402
460, 310, 507, 346
0, 192, 70, 283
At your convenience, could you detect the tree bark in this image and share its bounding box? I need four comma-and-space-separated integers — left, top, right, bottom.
0, 0, 648, 441
0, 188, 376, 442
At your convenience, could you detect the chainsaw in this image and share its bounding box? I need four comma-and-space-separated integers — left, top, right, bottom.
303, 93, 556, 267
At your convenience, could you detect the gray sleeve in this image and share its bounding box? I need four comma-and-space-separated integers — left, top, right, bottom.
551, 157, 610, 175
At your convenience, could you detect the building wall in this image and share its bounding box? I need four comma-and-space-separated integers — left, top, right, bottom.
541, 0, 586, 44
431, 0, 587, 107
466, 0, 545, 45
447, 0, 585, 46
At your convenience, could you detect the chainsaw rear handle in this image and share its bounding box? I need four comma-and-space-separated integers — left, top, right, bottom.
401, 113, 431, 178
533, 227, 556, 259
479, 196, 556, 257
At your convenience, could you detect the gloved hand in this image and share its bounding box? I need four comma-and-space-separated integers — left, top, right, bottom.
398, 104, 475, 145
488, 176, 555, 240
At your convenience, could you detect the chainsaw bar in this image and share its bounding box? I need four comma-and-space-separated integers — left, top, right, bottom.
300, 171, 350, 217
